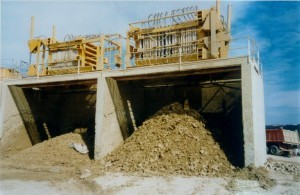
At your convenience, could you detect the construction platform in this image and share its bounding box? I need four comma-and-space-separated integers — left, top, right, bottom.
0, 56, 266, 167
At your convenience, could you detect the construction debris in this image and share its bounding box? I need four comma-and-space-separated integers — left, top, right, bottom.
69, 143, 89, 154
101, 102, 276, 189
6, 133, 92, 168
104, 102, 235, 176
265, 161, 300, 175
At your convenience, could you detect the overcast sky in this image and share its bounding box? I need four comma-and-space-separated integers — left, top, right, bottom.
1, 1, 299, 125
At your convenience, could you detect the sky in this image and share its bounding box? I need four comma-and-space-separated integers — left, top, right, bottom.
1, 1, 300, 125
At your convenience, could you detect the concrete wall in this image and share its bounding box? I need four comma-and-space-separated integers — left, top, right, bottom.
0, 84, 32, 156
242, 59, 266, 166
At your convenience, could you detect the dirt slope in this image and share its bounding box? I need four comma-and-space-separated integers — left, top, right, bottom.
104, 102, 235, 176
6, 133, 92, 168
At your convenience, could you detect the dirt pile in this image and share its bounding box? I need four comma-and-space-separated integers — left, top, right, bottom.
104, 102, 235, 176
5, 133, 93, 168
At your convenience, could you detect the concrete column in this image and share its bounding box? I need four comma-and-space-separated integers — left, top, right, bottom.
251, 65, 266, 166
94, 76, 124, 159
242, 60, 266, 166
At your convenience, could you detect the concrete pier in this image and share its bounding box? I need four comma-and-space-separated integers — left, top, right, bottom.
0, 56, 266, 167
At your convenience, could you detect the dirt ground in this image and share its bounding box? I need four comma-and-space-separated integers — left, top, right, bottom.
0, 103, 299, 194
0, 164, 299, 195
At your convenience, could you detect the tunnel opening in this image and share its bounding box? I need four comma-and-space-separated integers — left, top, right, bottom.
115, 67, 244, 167
9, 79, 97, 159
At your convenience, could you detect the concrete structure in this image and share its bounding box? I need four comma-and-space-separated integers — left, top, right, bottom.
0, 56, 266, 167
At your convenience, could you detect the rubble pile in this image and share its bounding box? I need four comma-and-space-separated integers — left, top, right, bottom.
265, 161, 300, 175
104, 102, 235, 176
7, 133, 92, 168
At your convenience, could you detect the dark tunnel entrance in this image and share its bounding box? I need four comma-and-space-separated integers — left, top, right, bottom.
9, 79, 97, 158
114, 67, 244, 167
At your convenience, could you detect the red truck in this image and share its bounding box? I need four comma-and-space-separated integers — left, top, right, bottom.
266, 128, 300, 157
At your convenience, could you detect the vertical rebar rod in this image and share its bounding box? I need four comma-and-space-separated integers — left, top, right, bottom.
227, 5, 232, 32
30, 16, 35, 40
216, 0, 220, 20
52, 25, 56, 43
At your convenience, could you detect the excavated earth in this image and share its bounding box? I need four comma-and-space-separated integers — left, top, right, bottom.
4, 133, 93, 168
1, 102, 276, 189
103, 102, 234, 177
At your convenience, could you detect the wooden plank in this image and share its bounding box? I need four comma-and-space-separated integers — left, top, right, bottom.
85, 43, 97, 50
85, 46, 97, 54
85, 57, 97, 64
85, 50, 97, 58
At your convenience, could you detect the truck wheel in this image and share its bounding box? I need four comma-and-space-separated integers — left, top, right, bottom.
269, 145, 279, 155
266, 146, 269, 154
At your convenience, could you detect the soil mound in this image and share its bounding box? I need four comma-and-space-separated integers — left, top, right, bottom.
104, 102, 235, 176
6, 133, 92, 168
